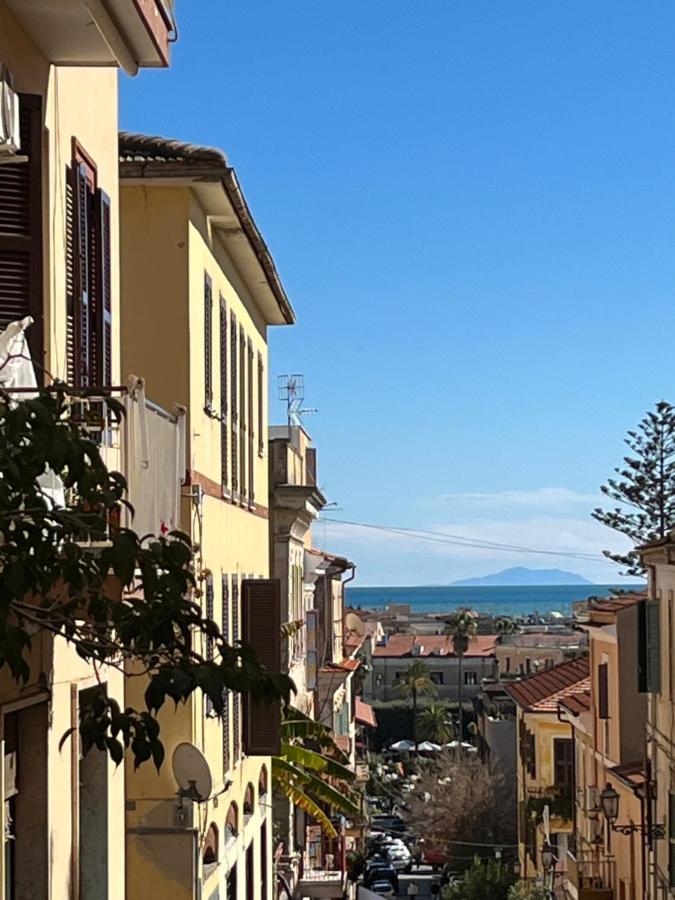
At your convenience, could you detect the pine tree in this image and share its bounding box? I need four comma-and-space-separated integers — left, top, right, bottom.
592, 400, 675, 577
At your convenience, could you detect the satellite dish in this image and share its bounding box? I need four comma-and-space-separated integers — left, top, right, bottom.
345, 612, 366, 639
172, 742, 213, 803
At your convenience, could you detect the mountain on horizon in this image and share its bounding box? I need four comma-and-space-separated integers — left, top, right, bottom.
451, 566, 593, 587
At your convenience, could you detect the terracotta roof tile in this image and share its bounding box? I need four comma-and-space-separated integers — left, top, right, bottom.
558, 688, 591, 716
504, 657, 590, 712
373, 634, 497, 659
355, 698, 377, 728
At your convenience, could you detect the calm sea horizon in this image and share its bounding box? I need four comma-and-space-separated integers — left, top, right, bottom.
345, 583, 646, 618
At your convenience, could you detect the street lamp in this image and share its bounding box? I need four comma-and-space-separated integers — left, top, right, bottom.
541, 842, 554, 872
599, 782, 665, 840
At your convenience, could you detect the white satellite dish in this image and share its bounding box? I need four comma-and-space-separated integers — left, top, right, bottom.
172, 742, 213, 803
345, 612, 366, 639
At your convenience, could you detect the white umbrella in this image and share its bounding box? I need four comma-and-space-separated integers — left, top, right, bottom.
417, 741, 441, 752
390, 739, 416, 752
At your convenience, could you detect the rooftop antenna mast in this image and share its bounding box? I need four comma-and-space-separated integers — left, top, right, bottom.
277, 374, 318, 429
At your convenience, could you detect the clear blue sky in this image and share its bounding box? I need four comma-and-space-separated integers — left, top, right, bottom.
122, 2, 675, 585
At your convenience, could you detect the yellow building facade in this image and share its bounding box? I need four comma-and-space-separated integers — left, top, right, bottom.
119, 133, 294, 899
0, 2, 174, 897
506, 657, 589, 888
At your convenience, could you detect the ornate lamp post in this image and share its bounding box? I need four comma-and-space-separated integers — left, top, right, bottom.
599, 783, 665, 841
541, 842, 555, 899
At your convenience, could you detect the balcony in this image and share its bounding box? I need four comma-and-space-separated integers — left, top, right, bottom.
298, 869, 346, 899
6, 0, 175, 73
566, 850, 615, 900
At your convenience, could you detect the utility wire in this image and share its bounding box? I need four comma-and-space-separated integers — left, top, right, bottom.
318, 517, 616, 565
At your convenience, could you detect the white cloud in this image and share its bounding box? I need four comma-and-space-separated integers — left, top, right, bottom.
435, 487, 603, 508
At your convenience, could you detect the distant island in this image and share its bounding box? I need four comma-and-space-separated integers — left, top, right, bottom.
451, 567, 593, 587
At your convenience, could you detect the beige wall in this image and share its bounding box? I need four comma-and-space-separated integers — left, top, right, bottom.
121, 180, 277, 900
0, 8, 125, 898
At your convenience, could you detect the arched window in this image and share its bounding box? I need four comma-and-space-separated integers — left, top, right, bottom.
244, 782, 255, 817
225, 802, 239, 841
258, 765, 268, 797
203, 823, 219, 865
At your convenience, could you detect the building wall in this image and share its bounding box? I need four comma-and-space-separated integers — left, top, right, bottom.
517, 711, 573, 879
0, 10, 125, 898
495, 645, 565, 677
121, 183, 276, 900
368, 655, 497, 702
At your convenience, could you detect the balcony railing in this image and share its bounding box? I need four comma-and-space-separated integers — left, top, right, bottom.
566, 850, 615, 899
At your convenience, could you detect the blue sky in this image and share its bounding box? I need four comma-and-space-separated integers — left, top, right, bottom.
121, 2, 675, 585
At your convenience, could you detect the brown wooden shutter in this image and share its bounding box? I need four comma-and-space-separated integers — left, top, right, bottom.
598, 663, 609, 719
222, 574, 230, 770
232, 578, 241, 760
553, 738, 574, 796
257, 352, 264, 456
92, 189, 112, 385
242, 578, 281, 756
204, 273, 213, 408
220, 296, 228, 491
74, 163, 91, 386
239, 325, 246, 501
230, 311, 238, 493
247, 337, 254, 503
0, 93, 43, 366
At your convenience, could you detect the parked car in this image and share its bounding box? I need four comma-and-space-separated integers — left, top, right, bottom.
364, 860, 399, 892
370, 880, 396, 898
370, 814, 406, 833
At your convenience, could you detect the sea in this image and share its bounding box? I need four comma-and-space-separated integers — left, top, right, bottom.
345, 584, 646, 620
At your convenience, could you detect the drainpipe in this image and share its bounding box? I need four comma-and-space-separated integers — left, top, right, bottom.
81, 0, 139, 76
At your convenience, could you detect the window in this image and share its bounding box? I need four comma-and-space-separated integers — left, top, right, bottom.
230, 311, 238, 493
239, 325, 247, 501
430, 672, 444, 685
220, 296, 228, 490
261, 822, 268, 900
245, 841, 255, 900
639, 598, 661, 694
226, 863, 237, 900
232, 578, 240, 761
203, 823, 218, 866
505, 657, 511, 673
222, 574, 230, 769
553, 738, 574, 797
204, 574, 214, 715
244, 783, 254, 817
598, 663, 609, 719
247, 337, 254, 503
204, 273, 213, 409
0, 94, 43, 365
65, 142, 112, 387
257, 352, 264, 456
464, 671, 477, 686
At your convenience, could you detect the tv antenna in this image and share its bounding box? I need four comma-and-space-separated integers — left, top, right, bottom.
277, 374, 318, 428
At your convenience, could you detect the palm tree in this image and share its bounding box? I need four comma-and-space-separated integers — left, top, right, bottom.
273, 706, 361, 838
444, 611, 477, 747
393, 660, 437, 751
495, 617, 518, 638
417, 702, 454, 744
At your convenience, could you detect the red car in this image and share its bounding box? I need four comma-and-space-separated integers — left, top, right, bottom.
423, 849, 446, 870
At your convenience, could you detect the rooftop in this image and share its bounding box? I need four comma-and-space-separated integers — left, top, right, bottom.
355, 698, 377, 728
504, 656, 590, 712
118, 132, 295, 326
373, 633, 498, 659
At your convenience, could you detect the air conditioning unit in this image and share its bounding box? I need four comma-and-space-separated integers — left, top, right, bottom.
0, 65, 21, 160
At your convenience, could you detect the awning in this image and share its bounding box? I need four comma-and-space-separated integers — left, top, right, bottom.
355, 698, 377, 729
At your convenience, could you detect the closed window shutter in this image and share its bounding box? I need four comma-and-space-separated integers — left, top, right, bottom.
646, 598, 661, 693
257, 352, 264, 456
75, 163, 91, 386
669, 792, 675, 887
242, 579, 282, 756
638, 600, 648, 693
222, 574, 230, 770
247, 337, 254, 503
230, 312, 238, 493
204, 274, 213, 408
553, 739, 574, 796
220, 296, 228, 490
598, 663, 609, 719
232, 578, 240, 761
0, 94, 43, 366
239, 326, 246, 501
92, 189, 112, 385
205, 575, 215, 661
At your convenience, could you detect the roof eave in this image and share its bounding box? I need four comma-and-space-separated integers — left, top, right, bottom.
119, 160, 296, 327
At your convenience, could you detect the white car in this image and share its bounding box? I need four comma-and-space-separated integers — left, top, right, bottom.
371, 881, 396, 898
